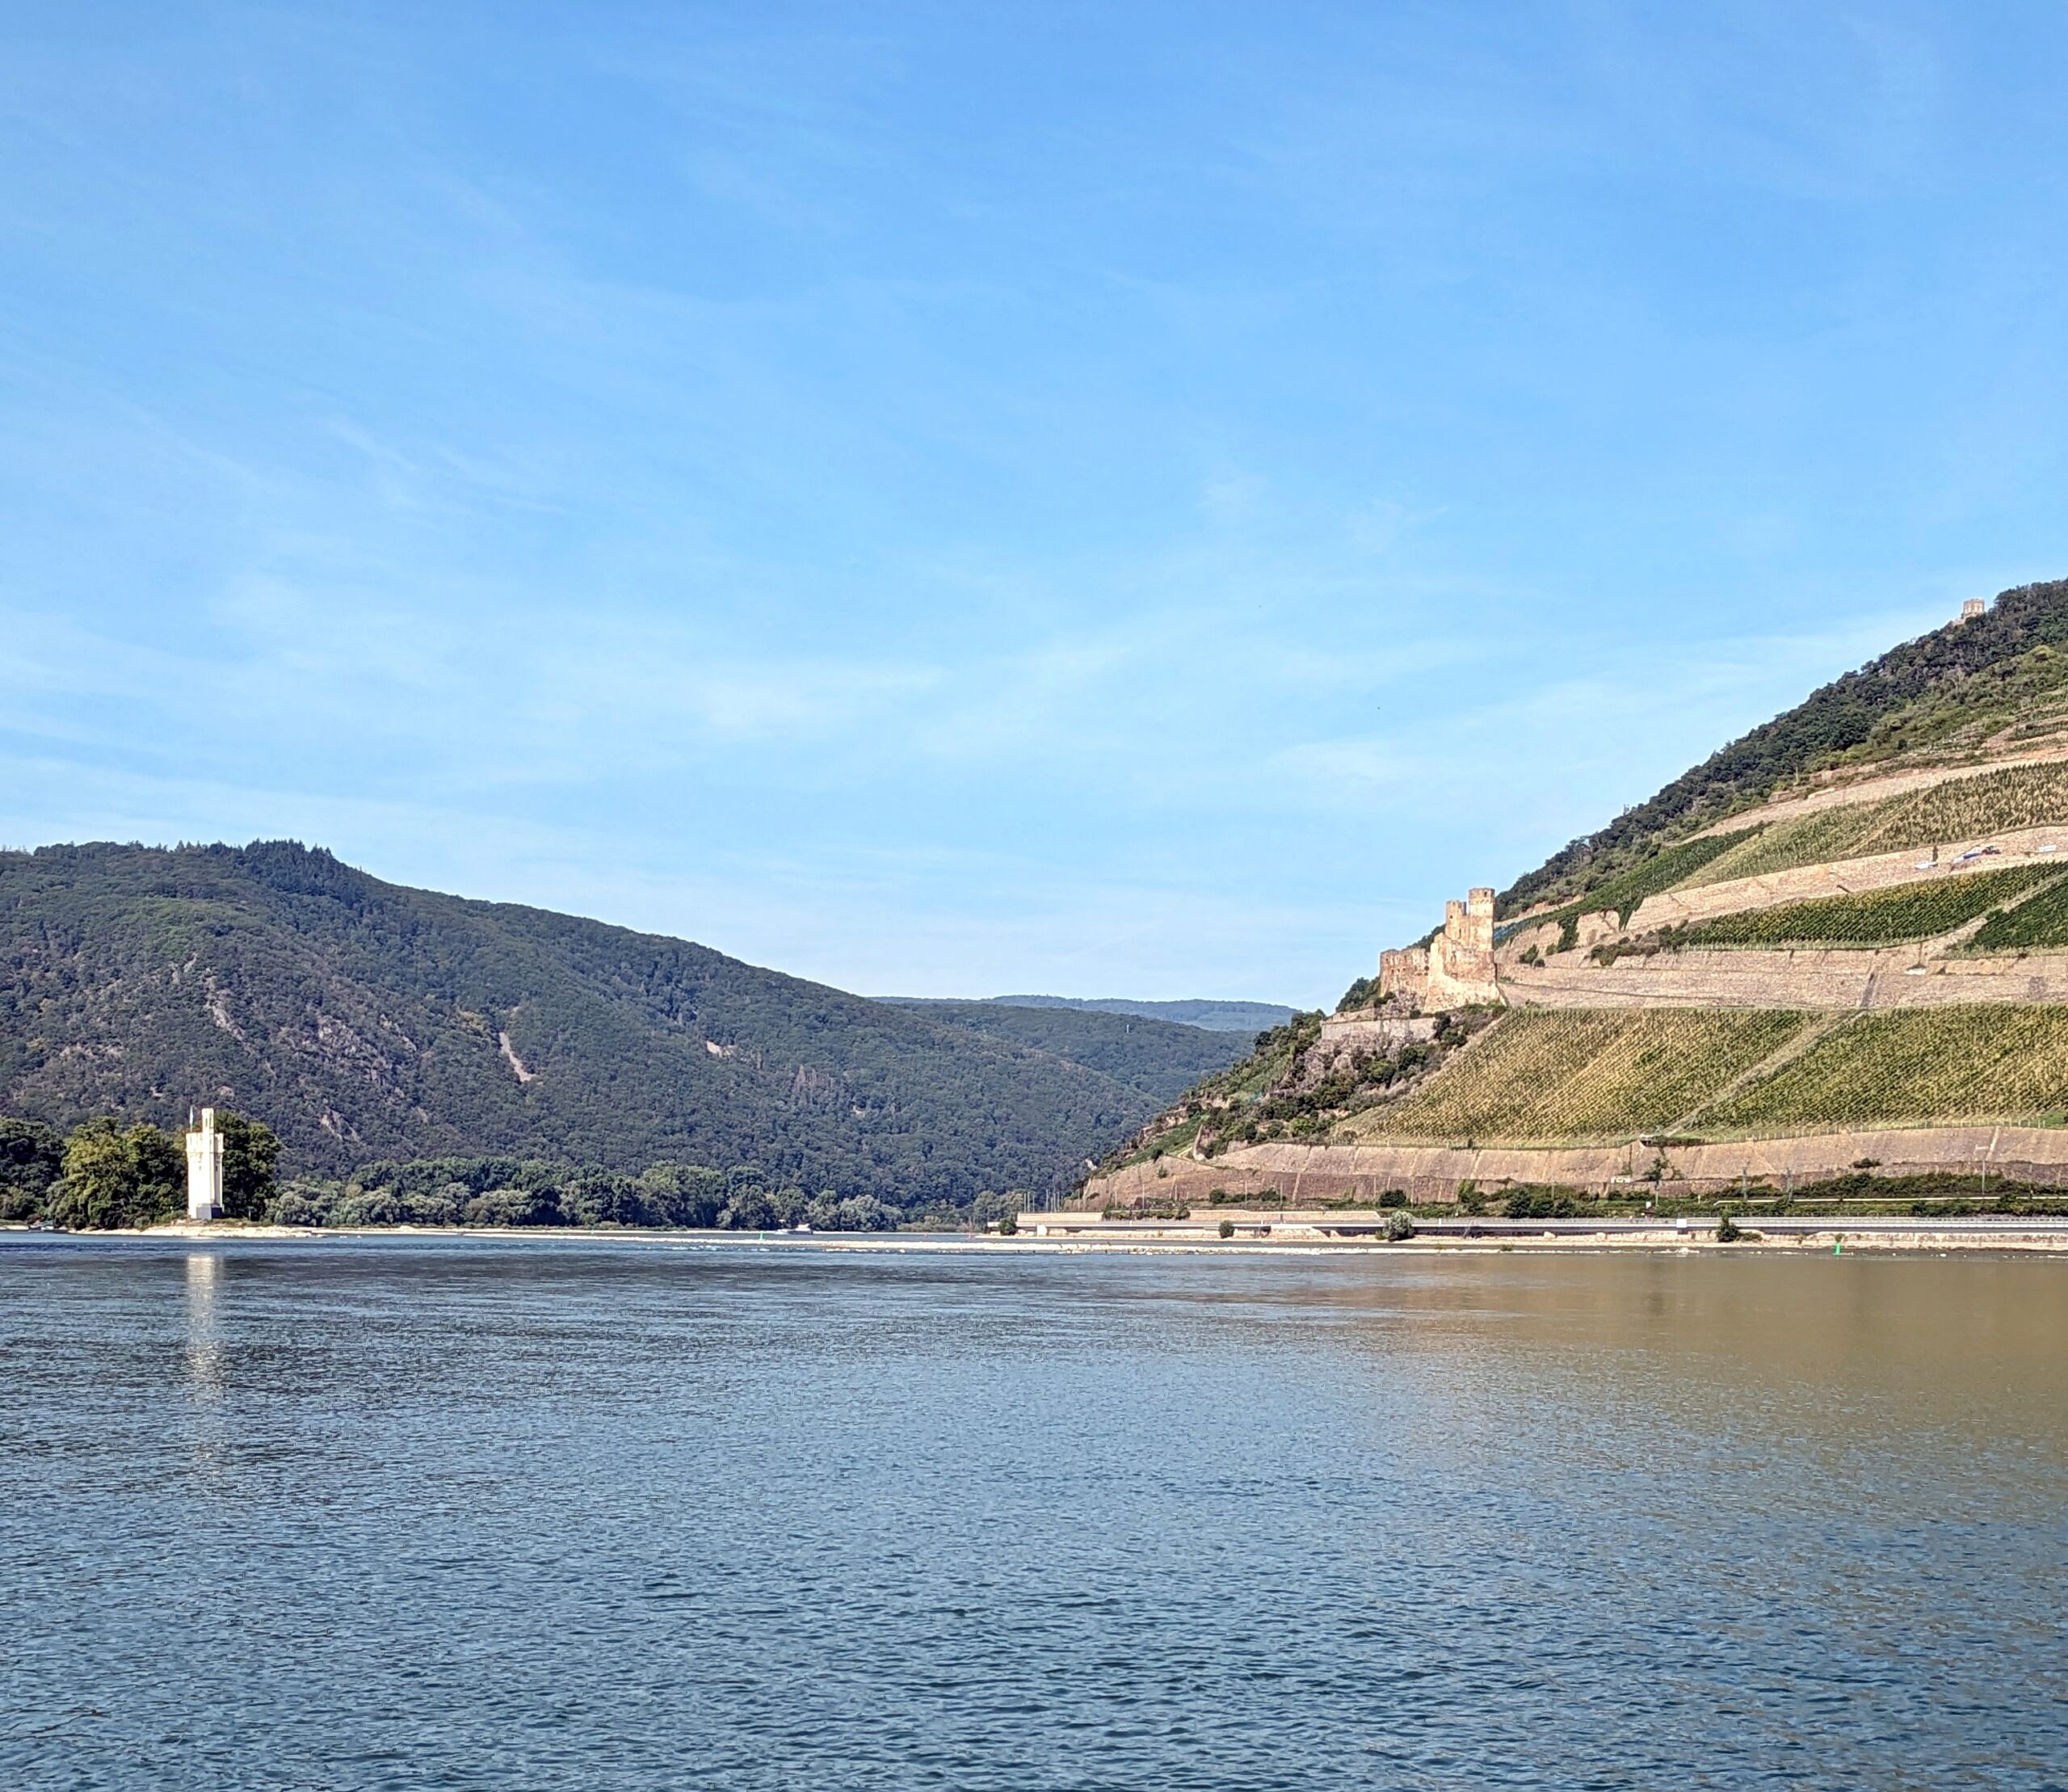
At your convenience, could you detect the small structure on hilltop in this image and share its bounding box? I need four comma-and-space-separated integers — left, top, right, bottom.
185, 1108, 224, 1222
1379, 888, 1503, 1012
1961, 598, 1987, 622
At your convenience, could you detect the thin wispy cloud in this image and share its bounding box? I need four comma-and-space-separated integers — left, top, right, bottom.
1, 2, 2062, 1003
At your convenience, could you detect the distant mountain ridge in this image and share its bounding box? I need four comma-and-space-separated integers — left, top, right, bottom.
977, 995, 1298, 1033
874, 1000, 1253, 1100
0, 841, 1196, 1205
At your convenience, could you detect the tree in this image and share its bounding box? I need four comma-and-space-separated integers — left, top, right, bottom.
718, 1188, 779, 1230
216, 1113, 282, 1219
637, 1163, 725, 1227
49, 1118, 182, 1230
836, 1195, 897, 1231
0, 1117, 65, 1221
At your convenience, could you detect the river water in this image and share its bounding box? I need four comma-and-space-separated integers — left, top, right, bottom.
2, 1236, 2065, 1790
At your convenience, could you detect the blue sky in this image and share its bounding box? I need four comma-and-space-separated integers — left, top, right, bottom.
3, 2, 2065, 1007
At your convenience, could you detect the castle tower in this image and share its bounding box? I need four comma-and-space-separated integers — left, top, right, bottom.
186, 1108, 224, 1222
1462, 888, 1496, 951
1961, 598, 1986, 622
1379, 887, 1504, 1010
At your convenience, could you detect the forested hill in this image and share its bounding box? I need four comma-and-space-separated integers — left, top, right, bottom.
979, 995, 1297, 1033
1506, 578, 2068, 915
0, 842, 1175, 1205
876, 1000, 1252, 1101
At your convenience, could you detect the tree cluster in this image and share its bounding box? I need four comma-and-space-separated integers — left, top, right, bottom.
273, 1155, 903, 1231
2, 1111, 280, 1229
0, 1114, 929, 1233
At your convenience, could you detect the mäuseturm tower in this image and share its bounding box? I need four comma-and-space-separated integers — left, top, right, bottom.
185, 1108, 224, 1222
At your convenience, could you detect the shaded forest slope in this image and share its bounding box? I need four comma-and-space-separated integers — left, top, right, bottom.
874, 999, 1250, 1102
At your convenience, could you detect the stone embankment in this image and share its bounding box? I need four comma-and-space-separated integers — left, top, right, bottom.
1014, 1208, 2068, 1251
1082, 1124, 2068, 1208
1316, 1012, 1441, 1051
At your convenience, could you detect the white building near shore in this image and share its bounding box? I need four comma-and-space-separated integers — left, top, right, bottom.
186, 1108, 224, 1222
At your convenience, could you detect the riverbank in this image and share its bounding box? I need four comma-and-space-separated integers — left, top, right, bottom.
10, 1218, 2068, 1255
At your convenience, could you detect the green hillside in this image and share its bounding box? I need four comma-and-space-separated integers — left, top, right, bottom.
1683, 763, 2068, 889
1090, 583, 2068, 1193
0, 841, 1163, 1205
981, 995, 1298, 1033
877, 1000, 1251, 1101
1702, 1006, 2068, 1131
1381, 1004, 2068, 1142
1505, 579, 2068, 915
1166, 1003, 2068, 1153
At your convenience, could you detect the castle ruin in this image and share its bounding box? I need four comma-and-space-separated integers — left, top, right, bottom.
1378, 887, 1503, 1011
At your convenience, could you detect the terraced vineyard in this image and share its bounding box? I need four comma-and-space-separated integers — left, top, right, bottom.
1364, 1008, 1807, 1142
1686, 762, 2068, 888
1508, 827, 1764, 945
1969, 876, 2068, 951
1679, 862, 2067, 948
1702, 1005, 2068, 1129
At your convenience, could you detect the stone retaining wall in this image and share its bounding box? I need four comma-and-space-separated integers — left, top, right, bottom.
1082, 1125, 2068, 1208
1499, 949, 2068, 1009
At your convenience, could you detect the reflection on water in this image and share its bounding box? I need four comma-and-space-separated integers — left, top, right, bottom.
183, 1250, 223, 1401
2, 1238, 2066, 1790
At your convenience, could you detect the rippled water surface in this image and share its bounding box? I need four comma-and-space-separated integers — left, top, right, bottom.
4, 1236, 2067, 1789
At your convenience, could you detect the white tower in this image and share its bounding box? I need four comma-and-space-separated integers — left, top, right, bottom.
186, 1108, 225, 1222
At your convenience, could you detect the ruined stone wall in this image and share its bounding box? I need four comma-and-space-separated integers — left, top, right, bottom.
1381, 889, 1503, 1009
1377, 946, 1429, 1006
1318, 1013, 1443, 1053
